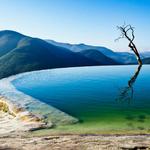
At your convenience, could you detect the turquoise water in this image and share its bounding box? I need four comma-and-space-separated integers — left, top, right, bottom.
12, 65, 150, 133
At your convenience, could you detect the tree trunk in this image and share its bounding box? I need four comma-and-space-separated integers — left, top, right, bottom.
128, 42, 142, 65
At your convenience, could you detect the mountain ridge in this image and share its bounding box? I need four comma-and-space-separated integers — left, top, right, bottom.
0, 30, 119, 78
46, 40, 137, 64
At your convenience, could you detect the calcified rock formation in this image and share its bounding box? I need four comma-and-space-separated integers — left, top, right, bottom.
116, 24, 142, 65
0, 96, 49, 134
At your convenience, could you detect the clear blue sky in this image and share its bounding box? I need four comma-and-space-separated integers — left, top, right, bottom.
0, 0, 149, 51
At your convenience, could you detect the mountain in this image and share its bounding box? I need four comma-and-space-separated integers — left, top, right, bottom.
47, 40, 118, 56
0, 30, 24, 57
142, 57, 150, 64
0, 30, 104, 78
78, 49, 119, 65
141, 51, 150, 58
116, 52, 137, 64
46, 40, 137, 64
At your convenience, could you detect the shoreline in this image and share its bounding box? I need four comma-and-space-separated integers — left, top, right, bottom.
1, 96, 150, 150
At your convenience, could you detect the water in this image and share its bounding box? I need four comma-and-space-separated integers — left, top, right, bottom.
12, 65, 150, 134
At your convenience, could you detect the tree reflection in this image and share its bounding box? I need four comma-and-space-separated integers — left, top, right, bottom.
116, 65, 142, 104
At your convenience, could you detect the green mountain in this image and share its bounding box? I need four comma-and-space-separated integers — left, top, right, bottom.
0, 30, 103, 78
0, 30, 24, 57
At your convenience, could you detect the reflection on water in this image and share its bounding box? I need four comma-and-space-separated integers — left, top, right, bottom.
116, 65, 142, 104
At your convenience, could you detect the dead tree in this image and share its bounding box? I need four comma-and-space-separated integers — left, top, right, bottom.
116, 24, 142, 65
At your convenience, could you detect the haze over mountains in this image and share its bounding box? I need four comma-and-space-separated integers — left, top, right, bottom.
47, 40, 150, 64
47, 40, 137, 64
0, 30, 149, 79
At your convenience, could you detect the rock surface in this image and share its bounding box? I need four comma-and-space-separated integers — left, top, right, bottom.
0, 111, 50, 135
0, 134, 150, 150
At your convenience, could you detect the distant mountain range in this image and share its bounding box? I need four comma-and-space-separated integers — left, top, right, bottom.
0, 30, 149, 79
46, 40, 138, 64
47, 40, 150, 64
143, 57, 150, 64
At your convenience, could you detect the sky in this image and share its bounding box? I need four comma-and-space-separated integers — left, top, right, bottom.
0, 0, 149, 52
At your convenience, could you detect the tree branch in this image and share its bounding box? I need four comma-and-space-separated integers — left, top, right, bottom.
115, 24, 142, 65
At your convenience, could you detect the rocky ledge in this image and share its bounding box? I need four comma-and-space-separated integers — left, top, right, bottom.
0, 96, 52, 135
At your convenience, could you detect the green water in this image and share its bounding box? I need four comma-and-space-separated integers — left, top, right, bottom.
13, 65, 150, 134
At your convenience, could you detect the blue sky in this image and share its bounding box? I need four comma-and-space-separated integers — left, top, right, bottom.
0, 0, 149, 51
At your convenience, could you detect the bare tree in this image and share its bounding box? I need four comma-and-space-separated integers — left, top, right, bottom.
116, 24, 142, 65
